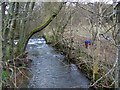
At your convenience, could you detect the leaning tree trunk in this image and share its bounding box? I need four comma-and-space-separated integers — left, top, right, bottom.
23, 2, 64, 51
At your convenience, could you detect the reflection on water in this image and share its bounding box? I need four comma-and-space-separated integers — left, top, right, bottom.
26, 38, 90, 88
28, 38, 46, 45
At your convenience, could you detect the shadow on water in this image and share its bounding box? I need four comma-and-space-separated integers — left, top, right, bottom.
26, 37, 91, 88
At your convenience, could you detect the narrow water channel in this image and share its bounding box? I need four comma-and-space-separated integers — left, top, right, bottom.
26, 38, 90, 88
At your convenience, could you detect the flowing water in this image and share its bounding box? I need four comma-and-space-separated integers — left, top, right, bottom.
26, 38, 90, 88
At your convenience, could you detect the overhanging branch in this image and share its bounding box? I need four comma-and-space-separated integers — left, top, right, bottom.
23, 2, 64, 51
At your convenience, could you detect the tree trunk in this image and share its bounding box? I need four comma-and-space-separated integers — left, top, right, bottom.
115, 2, 120, 88
93, 2, 100, 81
9, 2, 16, 60
0, 2, 4, 89
0, 3, 4, 90
2, 2, 7, 61
16, 2, 31, 56
23, 2, 64, 51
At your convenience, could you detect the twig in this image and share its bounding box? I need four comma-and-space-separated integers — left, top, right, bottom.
89, 57, 117, 87
17, 68, 29, 79
100, 24, 116, 35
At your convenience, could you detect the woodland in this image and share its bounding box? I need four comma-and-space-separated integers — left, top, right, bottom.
0, 0, 120, 89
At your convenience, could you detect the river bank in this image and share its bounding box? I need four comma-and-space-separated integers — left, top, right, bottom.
46, 39, 93, 81
44, 32, 115, 88
2, 37, 92, 89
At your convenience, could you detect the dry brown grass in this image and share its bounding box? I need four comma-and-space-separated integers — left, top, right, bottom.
44, 24, 117, 87
61, 29, 116, 87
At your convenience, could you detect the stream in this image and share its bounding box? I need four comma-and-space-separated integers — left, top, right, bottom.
26, 38, 91, 88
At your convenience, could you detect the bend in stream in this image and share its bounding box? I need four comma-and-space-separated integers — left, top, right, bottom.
26, 37, 90, 88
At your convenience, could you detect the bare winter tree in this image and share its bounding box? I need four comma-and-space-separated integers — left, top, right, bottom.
1, 1, 64, 88
44, 1, 118, 88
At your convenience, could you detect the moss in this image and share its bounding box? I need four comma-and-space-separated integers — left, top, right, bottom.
2, 70, 9, 81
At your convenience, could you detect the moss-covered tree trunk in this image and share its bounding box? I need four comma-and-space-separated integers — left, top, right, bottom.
23, 2, 64, 51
